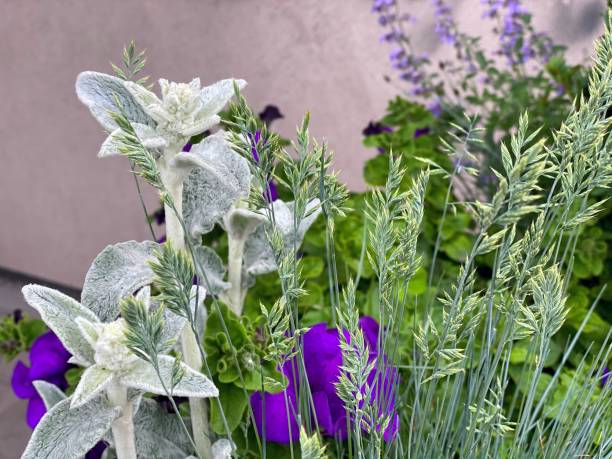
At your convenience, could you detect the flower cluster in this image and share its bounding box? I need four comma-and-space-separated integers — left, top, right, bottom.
481, 0, 555, 65
433, 0, 457, 45
250, 317, 399, 443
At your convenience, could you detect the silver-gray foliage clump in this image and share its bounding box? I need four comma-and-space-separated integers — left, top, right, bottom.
18, 16, 612, 459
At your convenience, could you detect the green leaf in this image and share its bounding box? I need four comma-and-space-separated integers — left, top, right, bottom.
210, 382, 249, 434
363, 155, 389, 187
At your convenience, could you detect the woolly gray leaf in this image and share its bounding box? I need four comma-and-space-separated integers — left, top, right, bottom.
194, 246, 231, 295
22, 284, 99, 364
181, 132, 251, 239
71, 364, 114, 408
224, 207, 267, 241
243, 199, 321, 285
132, 398, 192, 459
120, 355, 218, 398
99, 124, 166, 158
76, 71, 154, 132
199, 79, 247, 119
22, 396, 120, 459
137, 286, 187, 346
82, 240, 160, 322
33, 381, 66, 410
188, 285, 208, 335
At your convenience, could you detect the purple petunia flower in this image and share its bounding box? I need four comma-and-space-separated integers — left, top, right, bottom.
414, 127, 431, 138
250, 317, 399, 444
11, 331, 71, 428
362, 122, 393, 137
258, 105, 284, 127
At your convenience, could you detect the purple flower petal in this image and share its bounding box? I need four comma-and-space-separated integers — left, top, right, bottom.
12, 361, 36, 399
85, 442, 108, 459
28, 332, 70, 380
251, 317, 399, 444
26, 395, 47, 429
358, 316, 380, 352
250, 387, 299, 443
312, 391, 334, 435
259, 105, 284, 127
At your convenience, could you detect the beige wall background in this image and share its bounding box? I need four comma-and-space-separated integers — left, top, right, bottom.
0, 0, 605, 288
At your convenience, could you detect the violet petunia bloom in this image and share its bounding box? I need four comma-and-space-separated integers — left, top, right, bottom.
11, 331, 71, 428
250, 316, 399, 444
258, 105, 284, 127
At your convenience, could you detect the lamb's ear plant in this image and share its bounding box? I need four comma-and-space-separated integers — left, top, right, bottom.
70, 42, 321, 459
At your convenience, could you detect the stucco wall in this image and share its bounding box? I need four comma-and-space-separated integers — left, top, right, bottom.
0, 0, 604, 288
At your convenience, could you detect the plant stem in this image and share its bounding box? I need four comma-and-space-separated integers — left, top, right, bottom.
161, 158, 212, 459
107, 382, 137, 459
227, 233, 245, 315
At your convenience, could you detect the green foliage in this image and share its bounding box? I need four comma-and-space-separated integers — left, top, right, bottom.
0, 312, 46, 361
205, 302, 284, 434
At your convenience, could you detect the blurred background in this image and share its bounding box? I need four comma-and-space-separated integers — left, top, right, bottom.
0, 0, 606, 456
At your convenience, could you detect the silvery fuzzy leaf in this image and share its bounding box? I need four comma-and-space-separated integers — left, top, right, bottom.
131, 398, 192, 459
194, 246, 231, 296
223, 207, 267, 241
71, 364, 114, 408
99, 124, 167, 158
68, 355, 89, 366
138, 285, 188, 349
199, 79, 247, 119
212, 439, 234, 459
242, 199, 321, 285
181, 132, 251, 239
123, 81, 163, 120
136, 285, 151, 304
188, 285, 208, 334
76, 71, 154, 132
22, 396, 120, 459
75, 316, 103, 348
82, 241, 160, 322
22, 284, 99, 364
120, 355, 218, 398
33, 380, 66, 410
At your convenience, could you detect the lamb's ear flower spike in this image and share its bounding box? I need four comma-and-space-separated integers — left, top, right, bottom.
124, 77, 246, 149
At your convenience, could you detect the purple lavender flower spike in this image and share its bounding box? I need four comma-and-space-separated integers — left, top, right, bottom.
11, 331, 71, 428
250, 317, 399, 444
427, 98, 442, 118
433, 0, 457, 45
